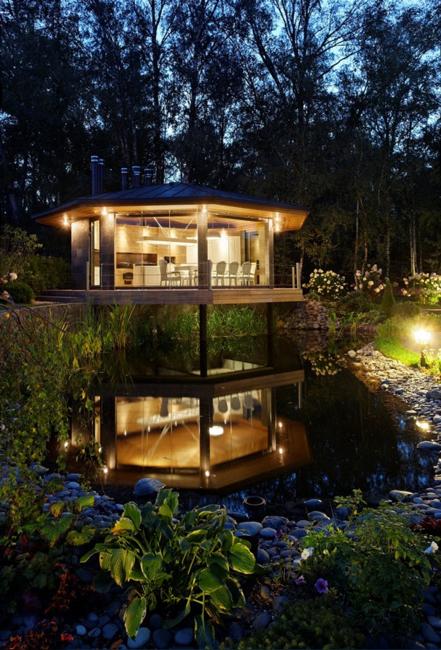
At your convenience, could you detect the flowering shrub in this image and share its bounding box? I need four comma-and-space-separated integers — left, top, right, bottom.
355, 264, 385, 297
401, 273, 441, 305
304, 269, 346, 300
0, 271, 17, 303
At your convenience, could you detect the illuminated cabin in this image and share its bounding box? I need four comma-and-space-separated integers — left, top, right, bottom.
33, 157, 308, 306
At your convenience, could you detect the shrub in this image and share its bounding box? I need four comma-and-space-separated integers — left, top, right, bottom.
82, 489, 256, 645
304, 269, 346, 300
340, 290, 375, 313
355, 264, 385, 297
229, 594, 363, 649
23, 255, 70, 292
393, 302, 422, 318
300, 498, 433, 638
4, 281, 34, 304
402, 273, 441, 305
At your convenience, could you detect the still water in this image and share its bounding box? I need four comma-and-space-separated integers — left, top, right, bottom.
70, 336, 432, 500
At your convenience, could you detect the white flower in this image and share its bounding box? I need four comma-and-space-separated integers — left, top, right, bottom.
8, 272, 17, 281
301, 547, 314, 561
424, 541, 439, 555
368, 280, 374, 287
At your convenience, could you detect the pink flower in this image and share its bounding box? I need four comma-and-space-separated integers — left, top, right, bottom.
314, 578, 329, 594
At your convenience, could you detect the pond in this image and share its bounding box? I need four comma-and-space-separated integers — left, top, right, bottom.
69, 335, 432, 505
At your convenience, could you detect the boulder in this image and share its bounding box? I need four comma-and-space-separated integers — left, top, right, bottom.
134, 478, 165, 498
417, 441, 441, 452
127, 627, 151, 649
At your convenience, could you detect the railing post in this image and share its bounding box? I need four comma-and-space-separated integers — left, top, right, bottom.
86, 261, 90, 290
207, 260, 212, 289
292, 266, 296, 289
296, 262, 301, 290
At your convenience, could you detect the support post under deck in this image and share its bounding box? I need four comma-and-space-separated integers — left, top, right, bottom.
199, 304, 208, 377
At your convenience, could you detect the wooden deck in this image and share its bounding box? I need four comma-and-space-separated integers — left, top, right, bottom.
39, 287, 303, 305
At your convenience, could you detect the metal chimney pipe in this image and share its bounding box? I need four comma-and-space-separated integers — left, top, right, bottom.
98, 158, 104, 193
121, 167, 128, 191
144, 165, 154, 186
91, 155, 99, 195
132, 165, 141, 188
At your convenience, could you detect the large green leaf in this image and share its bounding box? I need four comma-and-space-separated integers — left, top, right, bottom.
210, 585, 233, 611
184, 529, 207, 542
140, 554, 162, 580
112, 516, 136, 534
75, 494, 95, 512
123, 502, 142, 529
109, 548, 136, 586
49, 501, 65, 517
124, 596, 147, 639
229, 543, 256, 574
66, 526, 95, 546
198, 567, 223, 593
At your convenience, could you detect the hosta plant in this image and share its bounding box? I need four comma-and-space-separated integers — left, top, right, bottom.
81, 489, 256, 646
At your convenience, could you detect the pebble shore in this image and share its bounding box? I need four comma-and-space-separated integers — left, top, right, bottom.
3, 345, 441, 649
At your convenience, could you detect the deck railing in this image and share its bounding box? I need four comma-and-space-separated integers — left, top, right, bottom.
92, 261, 303, 291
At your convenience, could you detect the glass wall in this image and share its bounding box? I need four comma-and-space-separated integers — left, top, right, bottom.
114, 212, 198, 288
90, 219, 100, 287
113, 209, 271, 288
207, 213, 270, 286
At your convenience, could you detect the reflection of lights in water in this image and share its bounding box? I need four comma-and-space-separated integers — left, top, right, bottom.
124, 430, 127, 437
204, 470, 210, 478
209, 425, 224, 437
278, 446, 284, 455
98, 446, 102, 453
416, 420, 430, 432
63, 440, 69, 449
102, 466, 108, 475
277, 421, 283, 429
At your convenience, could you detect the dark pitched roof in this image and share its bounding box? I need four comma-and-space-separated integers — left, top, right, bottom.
33, 181, 306, 221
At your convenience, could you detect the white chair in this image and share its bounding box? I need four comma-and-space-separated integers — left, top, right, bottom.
227, 262, 239, 286
212, 261, 227, 286
159, 259, 181, 286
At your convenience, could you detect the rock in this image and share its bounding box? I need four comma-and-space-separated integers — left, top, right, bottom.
103, 623, 119, 640
296, 519, 311, 528
260, 584, 272, 601
335, 506, 350, 519
87, 613, 99, 623
418, 441, 441, 452
149, 613, 162, 630
259, 527, 277, 539
421, 623, 441, 644
427, 616, 441, 630
134, 478, 165, 498
228, 622, 244, 642
389, 490, 414, 502
347, 350, 357, 358
308, 511, 331, 522
433, 415, 441, 423
304, 498, 323, 508
88, 627, 101, 638
174, 627, 193, 646
273, 595, 289, 612
292, 527, 307, 539
128, 627, 151, 649
75, 625, 87, 637
67, 472, 81, 481
153, 629, 172, 649
66, 481, 81, 490
261, 515, 287, 530
253, 611, 272, 631
427, 390, 441, 401
256, 548, 270, 564
237, 521, 263, 537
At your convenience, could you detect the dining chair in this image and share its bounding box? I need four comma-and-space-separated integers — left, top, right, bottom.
227, 261, 239, 286
212, 261, 227, 286
159, 259, 181, 286
240, 261, 251, 285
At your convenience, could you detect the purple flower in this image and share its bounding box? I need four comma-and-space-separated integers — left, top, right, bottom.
314, 578, 329, 594
294, 575, 306, 585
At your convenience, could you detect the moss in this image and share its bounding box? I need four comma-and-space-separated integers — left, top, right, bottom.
375, 337, 420, 366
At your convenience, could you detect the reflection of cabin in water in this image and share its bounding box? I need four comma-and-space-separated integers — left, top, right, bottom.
72, 368, 310, 491
33, 157, 308, 306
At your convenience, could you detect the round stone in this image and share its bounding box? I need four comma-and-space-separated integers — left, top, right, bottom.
174, 627, 193, 646
304, 498, 323, 508
253, 611, 272, 631
261, 515, 287, 530
149, 613, 162, 630
256, 548, 270, 564
308, 511, 330, 522
259, 527, 277, 539
128, 627, 151, 648
153, 629, 172, 649
75, 624, 87, 636
134, 478, 165, 498
237, 521, 262, 537
103, 623, 119, 640
417, 441, 441, 452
